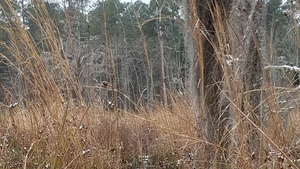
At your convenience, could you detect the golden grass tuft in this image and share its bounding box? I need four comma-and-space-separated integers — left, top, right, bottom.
0, 98, 200, 168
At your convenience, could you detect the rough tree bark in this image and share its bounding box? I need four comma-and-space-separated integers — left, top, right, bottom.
229, 1, 267, 165
240, 0, 266, 117
185, 0, 266, 167
185, 0, 233, 167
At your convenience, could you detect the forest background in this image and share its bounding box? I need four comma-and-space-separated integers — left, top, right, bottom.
1, 0, 300, 168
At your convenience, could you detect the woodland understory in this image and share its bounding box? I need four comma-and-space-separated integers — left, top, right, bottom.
1, 0, 300, 168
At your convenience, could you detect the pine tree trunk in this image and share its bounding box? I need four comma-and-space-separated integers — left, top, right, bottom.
185, 0, 266, 167
242, 0, 266, 166
157, 0, 168, 107
185, 0, 233, 167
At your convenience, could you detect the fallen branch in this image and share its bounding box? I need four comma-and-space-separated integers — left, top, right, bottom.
264, 65, 300, 72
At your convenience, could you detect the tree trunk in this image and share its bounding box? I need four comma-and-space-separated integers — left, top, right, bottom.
242, 0, 266, 166
185, 0, 266, 167
157, 0, 168, 107
185, 0, 233, 167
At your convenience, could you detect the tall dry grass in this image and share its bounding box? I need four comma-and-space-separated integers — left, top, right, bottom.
0, 0, 199, 168
215, 1, 300, 169
185, 0, 300, 168
1, 0, 300, 169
